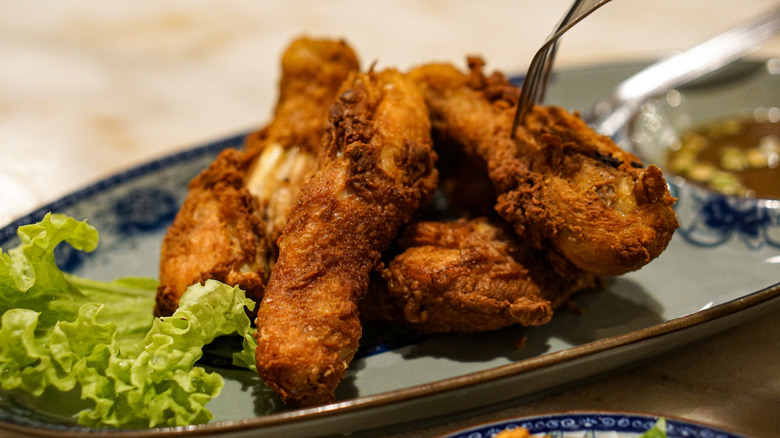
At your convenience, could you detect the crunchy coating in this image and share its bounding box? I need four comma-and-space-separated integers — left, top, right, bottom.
245, 37, 360, 252
155, 37, 358, 316
410, 59, 678, 276
362, 218, 599, 333
155, 149, 269, 316
254, 69, 438, 407
244, 37, 360, 156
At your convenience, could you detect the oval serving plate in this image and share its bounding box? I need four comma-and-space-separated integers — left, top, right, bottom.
0, 61, 778, 438
439, 411, 747, 438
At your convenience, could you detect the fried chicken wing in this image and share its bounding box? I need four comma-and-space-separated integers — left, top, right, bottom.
410, 59, 678, 276
254, 69, 438, 406
155, 37, 358, 316
361, 218, 599, 333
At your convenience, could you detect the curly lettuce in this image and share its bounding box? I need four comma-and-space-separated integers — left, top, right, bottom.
0, 213, 257, 428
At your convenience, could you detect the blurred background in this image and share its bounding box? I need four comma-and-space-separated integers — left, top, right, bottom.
1, 0, 779, 226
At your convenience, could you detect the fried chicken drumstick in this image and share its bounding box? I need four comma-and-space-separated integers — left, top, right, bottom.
254, 69, 438, 406
362, 218, 600, 333
410, 59, 678, 276
155, 38, 358, 316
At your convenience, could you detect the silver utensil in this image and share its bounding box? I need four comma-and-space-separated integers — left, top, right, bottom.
590, 3, 780, 137
512, 0, 615, 132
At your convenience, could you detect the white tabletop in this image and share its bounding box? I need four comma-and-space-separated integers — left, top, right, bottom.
1, 1, 779, 436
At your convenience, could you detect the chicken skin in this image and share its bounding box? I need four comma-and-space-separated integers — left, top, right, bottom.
362, 218, 600, 333
254, 69, 438, 407
410, 59, 678, 276
155, 37, 359, 316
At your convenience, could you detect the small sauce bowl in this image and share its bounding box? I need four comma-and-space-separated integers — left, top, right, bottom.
629, 59, 780, 249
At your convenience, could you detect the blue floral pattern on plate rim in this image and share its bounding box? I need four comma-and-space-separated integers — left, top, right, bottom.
0, 133, 241, 244
441, 411, 746, 438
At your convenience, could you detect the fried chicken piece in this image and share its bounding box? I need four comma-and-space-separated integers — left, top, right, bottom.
244, 37, 360, 253
155, 37, 359, 316
361, 218, 599, 333
156, 149, 270, 316
255, 69, 438, 406
505, 105, 679, 275
244, 37, 360, 156
410, 59, 678, 276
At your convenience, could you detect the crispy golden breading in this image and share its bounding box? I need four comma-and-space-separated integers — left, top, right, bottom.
254, 69, 438, 406
155, 37, 359, 316
504, 105, 679, 276
155, 149, 269, 316
410, 59, 678, 276
361, 218, 599, 333
244, 37, 360, 251
243, 37, 360, 156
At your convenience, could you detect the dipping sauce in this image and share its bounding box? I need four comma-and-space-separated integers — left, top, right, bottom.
666, 116, 780, 199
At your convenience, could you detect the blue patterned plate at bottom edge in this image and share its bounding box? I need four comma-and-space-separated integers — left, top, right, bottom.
440, 411, 746, 438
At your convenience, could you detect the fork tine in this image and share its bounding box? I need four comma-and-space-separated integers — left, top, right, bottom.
537, 39, 561, 103
511, 0, 615, 136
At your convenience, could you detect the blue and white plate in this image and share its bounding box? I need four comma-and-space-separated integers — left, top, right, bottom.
0, 61, 778, 438
441, 412, 745, 438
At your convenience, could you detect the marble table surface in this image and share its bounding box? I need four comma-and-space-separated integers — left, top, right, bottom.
1, 1, 779, 437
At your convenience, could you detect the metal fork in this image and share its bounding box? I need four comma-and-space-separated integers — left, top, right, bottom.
512, 0, 615, 132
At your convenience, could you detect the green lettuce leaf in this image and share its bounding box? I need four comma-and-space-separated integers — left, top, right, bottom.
0, 214, 98, 325
0, 213, 258, 429
77, 279, 255, 428
639, 418, 668, 438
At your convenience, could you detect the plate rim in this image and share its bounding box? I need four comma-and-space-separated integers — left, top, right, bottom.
0, 132, 246, 244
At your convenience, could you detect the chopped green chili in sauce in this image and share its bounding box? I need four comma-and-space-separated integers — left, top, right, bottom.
667, 117, 780, 199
